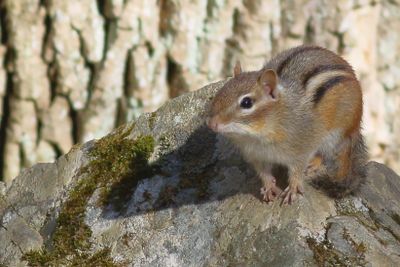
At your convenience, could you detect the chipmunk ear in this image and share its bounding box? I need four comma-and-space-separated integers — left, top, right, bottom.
233, 61, 242, 77
258, 69, 278, 99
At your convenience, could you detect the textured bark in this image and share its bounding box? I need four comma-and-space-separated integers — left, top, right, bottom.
0, 0, 399, 183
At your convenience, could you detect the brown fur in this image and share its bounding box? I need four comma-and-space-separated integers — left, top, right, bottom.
308, 155, 323, 171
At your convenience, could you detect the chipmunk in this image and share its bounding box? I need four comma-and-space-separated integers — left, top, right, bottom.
207, 45, 368, 205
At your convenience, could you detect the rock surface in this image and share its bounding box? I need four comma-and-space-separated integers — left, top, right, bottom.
1, 0, 400, 182
1, 82, 400, 266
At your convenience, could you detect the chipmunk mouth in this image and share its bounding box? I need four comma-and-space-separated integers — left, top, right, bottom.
206, 115, 253, 136
207, 119, 249, 135
221, 123, 250, 135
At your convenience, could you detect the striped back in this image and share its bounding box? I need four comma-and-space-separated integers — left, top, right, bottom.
266, 46, 356, 104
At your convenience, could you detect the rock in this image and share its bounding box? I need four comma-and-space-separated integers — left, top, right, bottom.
2, 0, 400, 183
1, 82, 400, 266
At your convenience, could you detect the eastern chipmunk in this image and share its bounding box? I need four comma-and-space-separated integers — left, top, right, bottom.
207, 45, 368, 205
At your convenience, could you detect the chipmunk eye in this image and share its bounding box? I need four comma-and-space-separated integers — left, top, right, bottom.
240, 97, 253, 109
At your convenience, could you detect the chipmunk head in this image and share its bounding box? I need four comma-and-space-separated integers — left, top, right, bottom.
207, 61, 282, 140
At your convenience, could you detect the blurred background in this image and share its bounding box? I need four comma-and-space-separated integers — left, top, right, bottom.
0, 0, 399, 183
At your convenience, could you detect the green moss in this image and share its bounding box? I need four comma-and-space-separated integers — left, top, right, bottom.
22, 124, 155, 266
90, 131, 155, 211
22, 249, 53, 266
306, 236, 344, 267
355, 242, 367, 254
22, 247, 117, 267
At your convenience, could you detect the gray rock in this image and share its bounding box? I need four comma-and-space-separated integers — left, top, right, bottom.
1, 81, 400, 266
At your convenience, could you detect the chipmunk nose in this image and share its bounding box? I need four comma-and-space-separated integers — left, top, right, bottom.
207, 117, 220, 132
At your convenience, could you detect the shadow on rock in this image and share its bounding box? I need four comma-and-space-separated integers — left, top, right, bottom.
100, 125, 288, 219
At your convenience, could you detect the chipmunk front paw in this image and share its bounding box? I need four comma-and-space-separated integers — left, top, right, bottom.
281, 182, 304, 205
260, 177, 282, 203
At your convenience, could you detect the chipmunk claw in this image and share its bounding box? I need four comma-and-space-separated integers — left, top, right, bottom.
260, 178, 282, 203
280, 184, 304, 205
